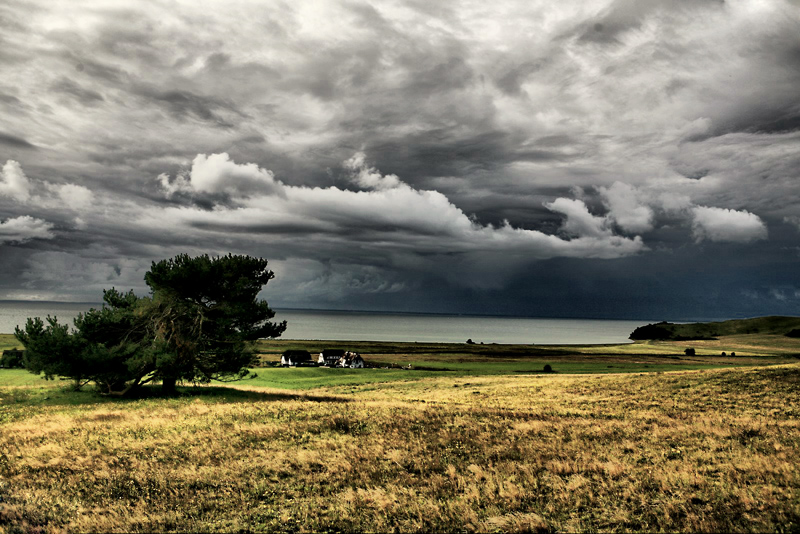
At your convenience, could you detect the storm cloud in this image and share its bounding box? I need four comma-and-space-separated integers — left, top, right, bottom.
0, 0, 799, 319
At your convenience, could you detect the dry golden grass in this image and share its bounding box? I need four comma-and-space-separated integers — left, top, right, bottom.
1, 365, 799, 532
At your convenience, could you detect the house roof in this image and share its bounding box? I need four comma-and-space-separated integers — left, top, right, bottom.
282, 350, 311, 360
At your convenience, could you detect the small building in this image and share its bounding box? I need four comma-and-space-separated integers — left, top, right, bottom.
318, 349, 345, 366
349, 354, 365, 368
337, 351, 365, 368
281, 350, 313, 367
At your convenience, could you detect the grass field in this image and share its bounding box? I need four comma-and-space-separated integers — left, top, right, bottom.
2, 334, 799, 532
0, 335, 20, 353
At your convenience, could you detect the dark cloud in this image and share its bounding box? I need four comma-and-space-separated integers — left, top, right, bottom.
0, 93, 22, 106
574, 0, 726, 45
674, 168, 710, 181
340, 244, 800, 321
132, 86, 244, 128
360, 128, 587, 192
0, 0, 798, 318
735, 107, 800, 135
239, 134, 266, 145
365, 129, 516, 180
494, 61, 544, 96
0, 132, 36, 149
50, 77, 105, 105
189, 221, 332, 235
70, 56, 130, 85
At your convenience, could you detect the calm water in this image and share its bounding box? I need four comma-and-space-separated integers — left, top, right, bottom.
0, 301, 648, 344
0, 301, 99, 334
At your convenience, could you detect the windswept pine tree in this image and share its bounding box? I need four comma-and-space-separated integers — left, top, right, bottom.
15, 254, 286, 395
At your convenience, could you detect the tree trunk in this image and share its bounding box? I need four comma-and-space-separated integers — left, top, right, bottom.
161, 375, 178, 395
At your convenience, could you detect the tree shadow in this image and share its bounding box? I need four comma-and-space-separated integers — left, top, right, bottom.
179, 385, 351, 404
2, 383, 351, 408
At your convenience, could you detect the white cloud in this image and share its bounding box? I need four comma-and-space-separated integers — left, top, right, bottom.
657, 191, 693, 213
0, 159, 93, 211
784, 216, 800, 231
157, 153, 286, 198
590, 181, 772, 246
197, 153, 285, 197
50, 183, 94, 211
344, 152, 402, 190
770, 288, 787, 301
0, 216, 55, 243
148, 153, 646, 283
0, 160, 31, 202
158, 172, 192, 197
544, 197, 610, 238
598, 182, 654, 234
691, 206, 768, 243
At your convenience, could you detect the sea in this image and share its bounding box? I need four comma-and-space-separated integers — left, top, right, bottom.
0, 301, 650, 345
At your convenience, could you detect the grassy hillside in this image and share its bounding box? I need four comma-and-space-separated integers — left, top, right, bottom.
0, 334, 21, 352
1, 365, 798, 532
629, 316, 800, 341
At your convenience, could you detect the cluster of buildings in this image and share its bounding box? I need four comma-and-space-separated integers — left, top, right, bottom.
280, 349, 365, 368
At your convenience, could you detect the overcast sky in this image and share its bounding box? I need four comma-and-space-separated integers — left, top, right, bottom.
1, 0, 799, 320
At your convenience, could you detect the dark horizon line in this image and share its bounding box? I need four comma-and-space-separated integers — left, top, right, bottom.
273, 306, 661, 322
0, 299, 776, 324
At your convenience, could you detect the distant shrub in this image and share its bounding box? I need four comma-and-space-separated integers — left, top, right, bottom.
684, 348, 696, 356
786, 329, 800, 338
543, 364, 553, 373
0, 349, 25, 369
466, 338, 475, 345
629, 322, 674, 340
721, 352, 726, 356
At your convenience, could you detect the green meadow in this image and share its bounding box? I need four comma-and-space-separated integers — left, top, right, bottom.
2, 329, 797, 393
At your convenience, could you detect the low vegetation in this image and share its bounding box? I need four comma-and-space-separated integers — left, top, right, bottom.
629, 316, 800, 341
2, 356, 799, 532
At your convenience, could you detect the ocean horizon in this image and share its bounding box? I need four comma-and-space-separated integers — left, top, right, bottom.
0, 299, 664, 344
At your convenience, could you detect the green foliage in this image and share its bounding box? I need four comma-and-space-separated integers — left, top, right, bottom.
145, 253, 283, 339
629, 322, 676, 340
14, 290, 158, 394
0, 349, 24, 368
14, 254, 285, 396
630, 316, 800, 341
15, 316, 91, 389
144, 254, 286, 392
